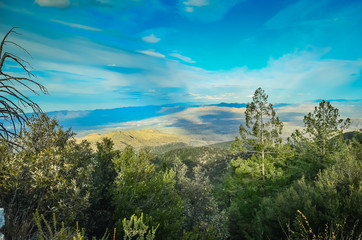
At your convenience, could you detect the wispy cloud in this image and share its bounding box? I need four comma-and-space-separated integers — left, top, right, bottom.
50, 19, 101, 31
53, 111, 90, 121
180, 0, 242, 22
185, 7, 194, 12
183, 0, 210, 7
183, 0, 209, 12
169, 53, 195, 63
265, 0, 353, 29
137, 49, 165, 58
35, 0, 70, 8
142, 34, 161, 43
34, 0, 152, 9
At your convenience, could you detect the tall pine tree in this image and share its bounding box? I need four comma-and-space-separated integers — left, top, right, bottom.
290, 100, 350, 162
232, 87, 283, 179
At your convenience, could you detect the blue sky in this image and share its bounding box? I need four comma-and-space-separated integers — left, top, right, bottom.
0, 0, 361, 112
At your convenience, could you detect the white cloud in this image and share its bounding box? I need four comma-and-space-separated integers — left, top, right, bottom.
175, 47, 362, 104
142, 34, 161, 43
137, 49, 165, 58
185, 6, 194, 12
54, 111, 90, 121
265, 0, 334, 29
169, 53, 196, 63
34, 0, 150, 9
187, 93, 239, 101
180, 0, 242, 22
35, 0, 70, 8
183, 0, 210, 7
50, 19, 101, 31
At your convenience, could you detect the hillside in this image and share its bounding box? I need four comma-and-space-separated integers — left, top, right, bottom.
344, 129, 362, 143
77, 128, 206, 151
155, 145, 232, 183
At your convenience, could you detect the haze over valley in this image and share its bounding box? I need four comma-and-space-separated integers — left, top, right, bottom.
57, 101, 362, 145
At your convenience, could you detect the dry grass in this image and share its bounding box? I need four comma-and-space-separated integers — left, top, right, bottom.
77, 129, 194, 150
285, 210, 362, 240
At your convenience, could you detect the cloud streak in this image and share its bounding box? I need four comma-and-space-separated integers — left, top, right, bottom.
183, 0, 210, 7
179, 0, 242, 22
50, 19, 101, 31
35, 0, 70, 8
169, 53, 196, 63
137, 49, 166, 58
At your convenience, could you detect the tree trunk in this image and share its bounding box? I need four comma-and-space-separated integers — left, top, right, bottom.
261, 150, 265, 180
261, 113, 265, 180
322, 137, 326, 162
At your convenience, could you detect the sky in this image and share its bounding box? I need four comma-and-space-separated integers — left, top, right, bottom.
0, 0, 362, 139
0, 0, 361, 121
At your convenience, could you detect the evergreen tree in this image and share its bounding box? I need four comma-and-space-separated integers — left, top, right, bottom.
304, 100, 350, 161
232, 87, 283, 179
112, 147, 184, 240
290, 100, 350, 162
257, 138, 362, 239
173, 161, 229, 239
227, 88, 287, 239
86, 138, 119, 238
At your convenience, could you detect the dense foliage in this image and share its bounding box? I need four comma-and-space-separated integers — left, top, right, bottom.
224, 94, 361, 240
0, 89, 361, 240
0, 114, 93, 239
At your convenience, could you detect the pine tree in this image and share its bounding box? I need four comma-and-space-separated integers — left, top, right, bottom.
232, 87, 283, 179
291, 100, 350, 162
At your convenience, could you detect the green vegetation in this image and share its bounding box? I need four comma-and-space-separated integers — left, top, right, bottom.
0, 88, 361, 239
223, 91, 361, 239
112, 147, 183, 240
122, 213, 158, 240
